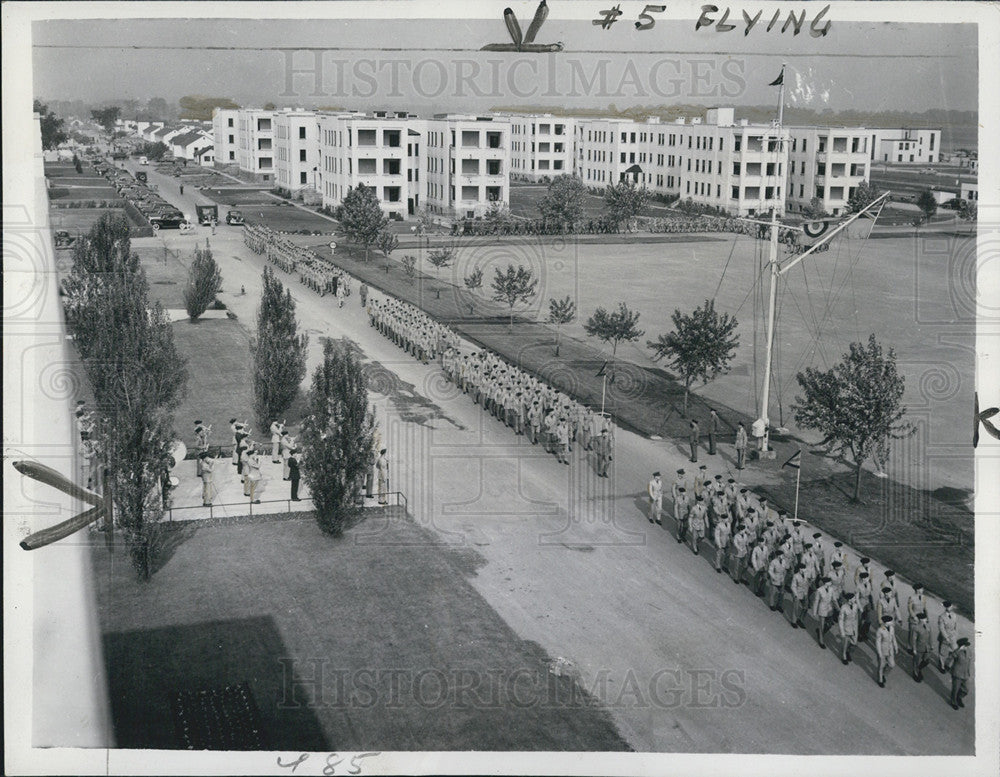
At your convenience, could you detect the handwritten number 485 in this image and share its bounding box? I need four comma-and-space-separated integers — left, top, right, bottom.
276, 752, 379, 775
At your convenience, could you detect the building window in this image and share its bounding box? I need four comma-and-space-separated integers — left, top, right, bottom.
385, 130, 401, 148
383, 159, 401, 175
462, 158, 480, 175
300, 171, 308, 184
299, 149, 307, 162
358, 158, 377, 175
358, 129, 377, 146
299, 126, 307, 139
461, 185, 478, 200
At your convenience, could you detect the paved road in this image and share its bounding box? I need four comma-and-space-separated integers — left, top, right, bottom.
136, 164, 977, 755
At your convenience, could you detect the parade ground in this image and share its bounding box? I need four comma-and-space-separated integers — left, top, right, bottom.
83, 193, 976, 753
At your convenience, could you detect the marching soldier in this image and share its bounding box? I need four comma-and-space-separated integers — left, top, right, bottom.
809, 532, 826, 579
673, 487, 690, 544
765, 550, 787, 612
907, 583, 928, 654
749, 539, 769, 596
730, 524, 751, 585
790, 520, 806, 561
876, 615, 898, 688
647, 472, 663, 525
743, 506, 760, 540
710, 487, 728, 533
789, 563, 810, 629
938, 600, 959, 672
593, 428, 613, 478
688, 495, 708, 555
828, 560, 846, 603
693, 464, 708, 498
359, 282, 368, 308
672, 469, 687, 502
946, 637, 971, 710
828, 541, 848, 576
800, 542, 821, 592
713, 512, 731, 573
554, 418, 570, 464
811, 576, 837, 649
876, 586, 900, 640
910, 611, 932, 682
837, 592, 860, 665
856, 571, 874, 642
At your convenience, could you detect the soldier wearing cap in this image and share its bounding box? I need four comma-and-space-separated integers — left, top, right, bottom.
856, 571, 874, 642
946, 637, 971, 709
876, 614, 899, 687
735, 421, 748, 470
828, 560, 846, 603
828, 541, 848, 576
674, 487, 690, 544
766, 551, 787, 611
749, 539, 769, 596
882, 570, 902, 629
730, 524, 752, 585
647, 472, 663, 525
688, 494, 708, 554
811, 576, 837, 649
743, 506, 760, 540
876, 585, 900, 640
200, 450, 216, 507
672, 469, 687, 502
194, 420, 209, 455
938, 600, 959, 672
910, 611, 932, 682
693, 464, 708, 498
800, 542, 820, 591
724, 478, 740, 511
907, 583, 928, 654
735, 488, 751, 525
790, 563, 810, 628
710, 488, 728, 533
809, 532, 826, 578
790, 520, 805, 560
838, 592, 860, 665
713, 513, 732, 573
688, 418, 700, 463
593, 427, 613, 478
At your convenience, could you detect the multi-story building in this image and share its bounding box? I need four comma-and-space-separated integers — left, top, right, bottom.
868, 128, 941, 165
237, 109, 276, 182
318, 111, 425, 221
274, 109, 321, 200
786, 127, 871, 216
501, 113, 575, 181
212, 108, 240, 166
424, 115, 510, 219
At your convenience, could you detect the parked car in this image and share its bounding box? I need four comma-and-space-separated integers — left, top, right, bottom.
225, 210, 245, 226
148, 211, 186, 230
139, 156, 149, 166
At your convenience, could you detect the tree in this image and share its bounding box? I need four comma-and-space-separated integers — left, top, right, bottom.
63, 213, 187, 579
91, 106, 121, 135
34, 100, 67, 150
183, 243, 223, 320
401, 254, 417, 283
427, 246, 454, 276
646, 299, 739, 414
846, 181, 882, 214
604, 179, 649, 231
178, 95, 240, 121
793, 334, 915, 502
299, 338, 376, 536
539, 174, 587, 231
483, 202, 514, 229
584, 302, 644, 383
491, 264, 538, 330
547, 295, 576, 356
917, 190, 938, 221
337, 185, 388, 261
145, 97, 171, 120
463, 267, 483, 315
804, 197, 830, 219
376, 228, 399, 272
959, 199, 977, 231
251, 266, 309, 429
140, 141, 169, 161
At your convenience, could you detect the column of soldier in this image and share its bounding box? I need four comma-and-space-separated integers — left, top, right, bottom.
366, 295, 616, 473
246, 219, 344, 297
647, 467, 971, 706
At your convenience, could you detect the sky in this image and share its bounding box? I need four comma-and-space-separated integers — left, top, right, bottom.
30, 12, 978, 115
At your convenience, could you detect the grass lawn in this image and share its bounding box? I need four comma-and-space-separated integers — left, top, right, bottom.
91, 513, 631, 751
509, 182, 679, 221
310, 236, 974, 615
245, 204, 336, 234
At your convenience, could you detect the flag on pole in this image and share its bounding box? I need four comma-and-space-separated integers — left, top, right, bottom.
769, 68, 784, 87
782, 449, 802, 469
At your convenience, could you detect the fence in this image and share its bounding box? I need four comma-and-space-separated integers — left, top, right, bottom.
165, 491, 407, 523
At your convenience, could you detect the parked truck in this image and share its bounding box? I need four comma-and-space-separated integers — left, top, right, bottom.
195, 205, 219, 226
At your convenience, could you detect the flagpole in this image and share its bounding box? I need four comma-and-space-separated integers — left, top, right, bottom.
601, 373, 607, 416
793, 465, 801, 521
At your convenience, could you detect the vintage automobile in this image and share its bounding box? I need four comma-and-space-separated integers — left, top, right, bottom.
225, 210, 245, 226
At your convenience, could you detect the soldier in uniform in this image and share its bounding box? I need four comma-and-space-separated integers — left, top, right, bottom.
359, 282, 368, 308
688, 419, 700, 463
246, 444, 263, 503
554, 418, 570, 464
828, 541, 848, 576
593, 428, 612, 478
910, 610, 932, 682
937, 600, 959, 672
693, 464, 708, 499
828, 560, 846, 604
376, 448, 389, 505
946, 637, 971, 709
876, 586, 900, 642
270, 419, 285, 463
230, 418, 241, 466
688, 495, 708, 555
288, 448, 302, 501
765, 551, 787, 612
790, 520, 806, 562
876, 615, 899, 688
647, 472, 663, 525
730, 524, 752, 585
673, 487, 690, 544
200, 450, 216, 506
790, 563, 811, 628
856, 571, 874, 642
713, 512, 731, 573
742, 506, 760, 541
708, 408, 720, 455
811, 576, 837, 649
710, 488, 728, 534
672, 469, 687, 502
838, 592, 860, 665
528, 401, 542, 445
749, 539, 770, 596
734, 421, 748, 470
907, 582, 928, 654
800, 542, 820, 593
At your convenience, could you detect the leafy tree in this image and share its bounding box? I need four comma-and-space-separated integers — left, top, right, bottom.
337, 184, 388, 261
463, 267, 483, 315
604, 178, 649, 231
401, 254, 417, 283
35, 100, 67, 150
484, 202, 514, 229
959, 199, 977, 231
91, 106, 121, 135
584, 302, 644, 383
793, 333, 915, 502
539, 174, 587, 231
178, 95, 240, 121
804, 197, 830, 219
917, 190, 938, 220
251, 266, 309, 429
491, 263, 538, 330
64, 212, 187, 579
427, 246, 454, 276
299, 338, 376, 536
137, 141, 169, 161
183, 244, 223, 320
647, 299, 739, 414
846, 181, 882, 214
547, 295, 577, 356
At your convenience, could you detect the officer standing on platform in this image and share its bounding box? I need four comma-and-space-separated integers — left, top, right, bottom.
288, 448, 302, 501
647, 472, 663, 525
200, 450, 216, 507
